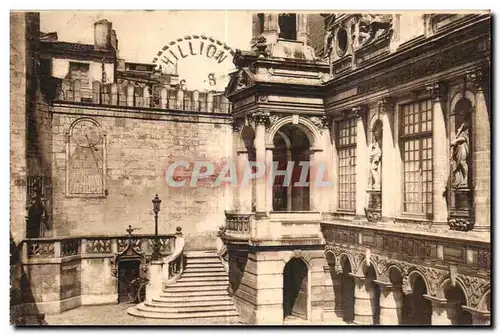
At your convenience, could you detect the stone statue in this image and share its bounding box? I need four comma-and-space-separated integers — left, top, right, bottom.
320, 14, 336, 58
358, 14, 393, 47
369, 137, 382, 190
450, 121, 470, 188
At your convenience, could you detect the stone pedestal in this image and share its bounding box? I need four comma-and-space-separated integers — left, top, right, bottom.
146, 260, 163, 303
375, 281, 402, 325
350, 274, 372, 325
365, 189, 381, 222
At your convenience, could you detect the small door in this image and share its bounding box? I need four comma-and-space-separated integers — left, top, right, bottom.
117, 260, 140, 303
283, 258, 308, 320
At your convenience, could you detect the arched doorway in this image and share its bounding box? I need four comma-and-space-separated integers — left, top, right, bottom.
444, 284, 472, 325
283, 258, 308, 321
340, 256, 355, 323
271, 124, 310, 211
402, 275, 432, 325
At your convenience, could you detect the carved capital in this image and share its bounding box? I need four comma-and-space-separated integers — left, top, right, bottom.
466, 68, 487, 90
352, 105, 367, 119
426, 82, 447, 101
248, 111, 271, 128
378, 97, 396, 114
309, 115, 330, 134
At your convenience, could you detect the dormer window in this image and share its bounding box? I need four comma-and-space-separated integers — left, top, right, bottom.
278, 14, 297, 40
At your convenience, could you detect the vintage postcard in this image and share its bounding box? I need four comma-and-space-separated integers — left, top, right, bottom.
9, 10, 491, 326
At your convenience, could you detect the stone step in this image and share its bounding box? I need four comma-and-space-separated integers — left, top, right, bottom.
178, 276, 228, 283
160, 289, 228, 297
181, 271, 227, 278
141, 301, 236, 313
127, 305, 239, 320
152, 295, 232, 304
174, 280, 228, 287
164, 283, 227, 293
186, 258, 220, 265
184, 250, 219, 258
183, 267, 226, 273
185, 263, 223, 269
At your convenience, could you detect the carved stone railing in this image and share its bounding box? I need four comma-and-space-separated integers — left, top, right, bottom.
56, 79, 232, 114
21, 233, 177, 263
162, 227, 185, 286
224, 212, 252, 236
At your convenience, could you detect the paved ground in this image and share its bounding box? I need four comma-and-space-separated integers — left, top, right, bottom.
42, 303, 348, 326
44, 303, 246, 326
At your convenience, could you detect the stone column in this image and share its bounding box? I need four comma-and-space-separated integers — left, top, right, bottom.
126, 84, 134, 107
237, 149, 252, 213
462, 306, 490, 325
110, 83, 118, 105
92, 81, 101, 104
379, 99, 395, 219
143, 86, 150, 108
423, 295, 458, 325
160, 86, 168, 109
330, 119, 339, 212
427, 83, 448, 226
253, 112, 269, 214
297, 14, 308, 43
354, 106, 368, 217
350, 273, 373, 325
207, 91, 214, 113
176, 88, 184, 110
468, 69, 490, 232
192, 90, 200, 111
265, 147, 274, 212
375, 280, 403, 325
262, 13, 279, 44
309, 148, 322, 212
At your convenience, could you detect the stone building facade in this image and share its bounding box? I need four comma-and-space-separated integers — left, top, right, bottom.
222, 13, 491, 325
10, 12, 491, 325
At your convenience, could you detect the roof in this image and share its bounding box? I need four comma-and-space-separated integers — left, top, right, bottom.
40, 41, 116, 61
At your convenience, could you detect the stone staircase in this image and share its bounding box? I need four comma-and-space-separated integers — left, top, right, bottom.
127, 250, 239, 322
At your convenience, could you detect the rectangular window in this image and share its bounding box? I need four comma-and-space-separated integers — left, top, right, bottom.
69, 62, 90, 85
337, 118, 357, 211
400, 100, 433, 217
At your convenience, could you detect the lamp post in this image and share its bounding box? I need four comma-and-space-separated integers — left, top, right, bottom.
151, 194, 162, 260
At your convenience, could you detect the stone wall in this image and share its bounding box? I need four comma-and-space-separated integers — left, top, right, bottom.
51, 104, 232, 250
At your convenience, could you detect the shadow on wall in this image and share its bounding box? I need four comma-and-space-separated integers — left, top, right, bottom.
228, 251, 248, 296
10, 233, 47, 326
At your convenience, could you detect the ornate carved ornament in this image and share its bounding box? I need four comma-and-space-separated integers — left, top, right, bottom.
448, 217, 475, 232
378, 97, 396, 114
357, 42, 479, 95
466, 67, 488, 89
309, 115, 330, 134
110, 226, 149, 278
247, 111, 271, 128
457, 274, 490, 309
425, 82, 448, 101
352, 105, 367, 119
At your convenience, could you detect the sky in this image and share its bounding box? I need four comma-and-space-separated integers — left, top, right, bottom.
40, 11, 254, 90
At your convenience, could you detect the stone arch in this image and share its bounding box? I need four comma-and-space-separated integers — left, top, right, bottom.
68, 116, 103, 134
438, 276, 470, 306
266, 116, 321, 148
379, 262, 404, 284
405, 268, 432, 295
359, 256, 381, 278
282, 255, 311, 321
280, 250, 313, 274
339, 252, 355, 274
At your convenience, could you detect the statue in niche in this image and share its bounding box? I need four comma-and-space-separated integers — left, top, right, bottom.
450, 119, 470, 189
358, 14, 393, 47
25, 187, 48, 238
320, 14, 336, 58
369, 124, 382, 190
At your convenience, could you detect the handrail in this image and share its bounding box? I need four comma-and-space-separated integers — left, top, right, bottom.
162, 227, 185, 285
216, 226, 229, 273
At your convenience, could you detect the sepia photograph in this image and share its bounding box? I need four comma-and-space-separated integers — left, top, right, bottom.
9, 9, 491, 326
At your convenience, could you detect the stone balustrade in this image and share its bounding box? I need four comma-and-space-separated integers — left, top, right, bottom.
56, 79, 232, 114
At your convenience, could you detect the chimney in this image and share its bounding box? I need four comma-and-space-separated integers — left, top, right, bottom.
94, 19, 112, 50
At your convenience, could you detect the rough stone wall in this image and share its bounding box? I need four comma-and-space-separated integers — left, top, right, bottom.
51, 105, 232, 250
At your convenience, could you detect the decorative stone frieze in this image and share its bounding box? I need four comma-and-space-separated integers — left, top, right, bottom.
247, 111, 270, 127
